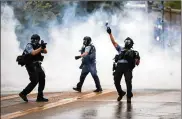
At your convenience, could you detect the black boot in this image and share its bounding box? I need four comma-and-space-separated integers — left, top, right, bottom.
127, 93, 133, 103
19, 92, 28, 102
93, 88, 102, 93
36, 92, 48, 102
117, 91, 126, 101
36, 97, 49, 102
73, 87, 81, 92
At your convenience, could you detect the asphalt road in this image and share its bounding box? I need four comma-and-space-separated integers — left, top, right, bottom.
1, 90, 180, 119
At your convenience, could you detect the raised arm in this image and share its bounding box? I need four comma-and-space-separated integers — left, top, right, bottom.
107, 27, 118, 48
109, 33, 118, 48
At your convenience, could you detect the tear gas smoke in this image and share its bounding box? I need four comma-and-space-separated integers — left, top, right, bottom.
1, 2, 181, 94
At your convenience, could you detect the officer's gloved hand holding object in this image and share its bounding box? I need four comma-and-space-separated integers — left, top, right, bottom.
107, 27, 111, 34
75, 56, 81, 60
41, 40, 47, 49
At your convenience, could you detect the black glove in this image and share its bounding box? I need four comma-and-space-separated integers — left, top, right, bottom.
41, 40, 47, 49
75, 56, 81, 60
107, 27, 111, 34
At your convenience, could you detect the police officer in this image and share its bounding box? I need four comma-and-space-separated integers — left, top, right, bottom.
19, 34, 48, 102
73, 36, 102, 92
106, 27, 140, 103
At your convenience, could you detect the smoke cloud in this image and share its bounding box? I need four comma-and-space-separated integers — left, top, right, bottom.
1, 4, 29, 93
1, 2, 181, 94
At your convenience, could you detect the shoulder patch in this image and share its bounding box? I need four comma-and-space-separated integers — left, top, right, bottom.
25, 43, 33, 54
26, 44, 32, 50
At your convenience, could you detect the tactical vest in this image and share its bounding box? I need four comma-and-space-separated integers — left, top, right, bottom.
81, 45, 95, 55
81, 44, 96, 64
115, 48, 140, 70
23, 43, 44, 65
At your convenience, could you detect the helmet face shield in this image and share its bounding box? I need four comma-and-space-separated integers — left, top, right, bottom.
83, 40, 87, 45
124, 37, 134, 49
124, 39, 131, 46
31, 34, 40, 46
83, 36, 91, 46
34, 39, 40, 44
31, 38, 40, 45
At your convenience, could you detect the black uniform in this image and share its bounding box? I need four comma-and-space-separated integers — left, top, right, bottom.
17, 34, 48, 102
21, 43, 45, 98
106, 26, 140, 102
113, 39, 140, 102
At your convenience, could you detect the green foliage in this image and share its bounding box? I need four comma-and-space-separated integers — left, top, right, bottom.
165, 1, 181, 9
85, 1, 125, 13
22, 1, 63, 26
24, 1, 52, 11
8, 1, 125, 28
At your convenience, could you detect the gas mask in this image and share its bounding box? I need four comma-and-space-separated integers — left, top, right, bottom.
124, 37, 134, 49
31, 39, 40, 46
31, 34, 41, 46
83, 36, 91, 46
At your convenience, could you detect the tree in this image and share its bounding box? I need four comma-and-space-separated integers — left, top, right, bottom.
164, 1, 181, 9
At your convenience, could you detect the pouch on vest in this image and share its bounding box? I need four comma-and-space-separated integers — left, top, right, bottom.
16, 55, 26, 66
118, 50, 126, 61
88, 45, 96, 62
124, 50, 137, 70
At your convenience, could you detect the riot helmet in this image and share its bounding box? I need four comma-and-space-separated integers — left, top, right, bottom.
124, 37, 134, 49
83, 36, 92, 46
31, 34, 40, 45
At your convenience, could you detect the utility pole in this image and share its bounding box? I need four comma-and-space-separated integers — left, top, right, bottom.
161, 1, 165, 48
